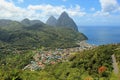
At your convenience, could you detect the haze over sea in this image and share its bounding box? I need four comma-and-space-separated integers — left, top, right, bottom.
79, 26, 120, 45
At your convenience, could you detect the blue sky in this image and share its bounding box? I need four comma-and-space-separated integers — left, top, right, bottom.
0, 0, 120, 26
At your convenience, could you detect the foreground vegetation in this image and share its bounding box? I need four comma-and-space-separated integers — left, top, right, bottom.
0, 44, 120, 80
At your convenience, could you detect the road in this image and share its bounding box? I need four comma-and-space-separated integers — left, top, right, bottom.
112, 54, 119, 74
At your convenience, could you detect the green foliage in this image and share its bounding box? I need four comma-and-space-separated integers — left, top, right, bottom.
0, 24, 87, 52
43, 44, 120, 80
0, 42, 120, 79
0, 51, 34, 70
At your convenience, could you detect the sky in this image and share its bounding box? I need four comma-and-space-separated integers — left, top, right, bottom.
0, 0, 120, 26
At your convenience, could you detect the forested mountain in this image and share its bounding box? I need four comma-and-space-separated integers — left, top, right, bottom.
0, 26, 87, 52
0, 19, 23, 31
0, 12, 87, 52
46, 12, 78, 31
21, 18, 44, 26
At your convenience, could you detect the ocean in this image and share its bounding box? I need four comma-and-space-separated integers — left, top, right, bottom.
78, 26, 120, 45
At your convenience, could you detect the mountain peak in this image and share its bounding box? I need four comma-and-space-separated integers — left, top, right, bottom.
21, 18, 44, 26
21, 18, 30, 22
23, 18, 29, 20
21, 18, 31, 26
56, 12, 78, 31
61, 11, 68, 16
49, 16, 56, 19
46, 16, 57, 26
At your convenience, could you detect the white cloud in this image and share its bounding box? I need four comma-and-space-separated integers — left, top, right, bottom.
27, 4, 86, 17
90, 8, 95, 11
28, 4, 65, 16
93, 0, 120, 17
3, 0, 120, 26
93, 11, 110, 16
18, 0, 24, 3
99, 0, 120, 12
0, 0, 86, 22
0, 0, 34, 20
67, 5, 86, 16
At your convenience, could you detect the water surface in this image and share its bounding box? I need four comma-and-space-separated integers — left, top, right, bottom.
79, 26, 120, 45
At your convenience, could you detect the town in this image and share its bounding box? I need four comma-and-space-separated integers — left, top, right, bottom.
23, 41, 95, 71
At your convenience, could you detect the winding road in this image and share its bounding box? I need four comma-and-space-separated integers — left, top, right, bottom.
112, 54, 119, 74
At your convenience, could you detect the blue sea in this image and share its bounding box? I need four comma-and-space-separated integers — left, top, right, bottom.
78, 26, 120, 45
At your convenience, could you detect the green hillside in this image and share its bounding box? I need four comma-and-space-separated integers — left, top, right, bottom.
0, 19, 87, 54
0, 44, 120, 80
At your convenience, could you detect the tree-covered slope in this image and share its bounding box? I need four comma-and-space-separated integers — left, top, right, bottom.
21, 18, 44, 26
0, 44, 120, 80
43, 44, 120, 80
0, 19, 24, 31
0, 21, 87, 53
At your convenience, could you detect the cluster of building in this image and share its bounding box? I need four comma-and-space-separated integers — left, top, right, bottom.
23, 49, 68, 71
23, 41, 95, 71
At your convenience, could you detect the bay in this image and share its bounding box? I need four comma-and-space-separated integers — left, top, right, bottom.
78, 26, 120, 45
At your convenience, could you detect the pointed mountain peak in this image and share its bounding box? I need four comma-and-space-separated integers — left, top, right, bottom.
56, 12, 78, 31
61, 11, 68, 15
46, 16, 57, 26
49, 16, 56, 20
47, 16, 57, 22
60, 11, 69, 18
